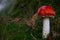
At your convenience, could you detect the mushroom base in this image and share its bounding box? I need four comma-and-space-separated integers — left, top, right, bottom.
42, 18, 50, 38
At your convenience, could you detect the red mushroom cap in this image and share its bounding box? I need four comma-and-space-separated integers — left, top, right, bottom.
38, 5, 55, 17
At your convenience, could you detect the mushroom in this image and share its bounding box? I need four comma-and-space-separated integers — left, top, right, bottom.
38, 5, 55, 38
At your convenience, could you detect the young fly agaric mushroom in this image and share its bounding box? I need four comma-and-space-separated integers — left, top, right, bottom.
38, 5, 55, 38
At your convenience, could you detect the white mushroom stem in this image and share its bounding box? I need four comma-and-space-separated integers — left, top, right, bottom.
42, 18, 50, 38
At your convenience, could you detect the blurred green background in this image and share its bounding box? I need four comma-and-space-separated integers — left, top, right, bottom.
0, 0, 60, 40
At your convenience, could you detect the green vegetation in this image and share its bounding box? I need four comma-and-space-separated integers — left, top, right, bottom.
0, 0, 60, 40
